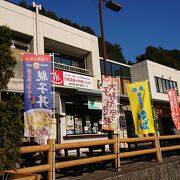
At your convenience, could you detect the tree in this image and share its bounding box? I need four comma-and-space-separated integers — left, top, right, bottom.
16, 0, 28, 9
136, 46, 180, 70
98, 37, 126, 63
127, 60, 135, 65
0, 25, 24, 176
0, 25, 16, 90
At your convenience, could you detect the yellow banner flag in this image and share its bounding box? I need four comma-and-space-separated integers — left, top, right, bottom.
125, 81, 155, 135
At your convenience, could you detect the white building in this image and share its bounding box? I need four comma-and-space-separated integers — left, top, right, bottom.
131, 60, 180, 135
0, 1, 131, 145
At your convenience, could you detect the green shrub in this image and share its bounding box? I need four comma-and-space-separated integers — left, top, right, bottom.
0, 96, 24, 174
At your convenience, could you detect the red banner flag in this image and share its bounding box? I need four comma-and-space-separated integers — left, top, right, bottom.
167, 90, 180, 130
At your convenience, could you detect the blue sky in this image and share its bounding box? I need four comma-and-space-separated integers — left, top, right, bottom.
10, 0, 180, 62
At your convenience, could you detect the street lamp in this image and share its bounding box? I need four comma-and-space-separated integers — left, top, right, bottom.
99, 1, 121, 157
98, 0, 121, 76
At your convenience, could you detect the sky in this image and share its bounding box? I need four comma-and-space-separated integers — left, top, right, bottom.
10, 0, 180, 62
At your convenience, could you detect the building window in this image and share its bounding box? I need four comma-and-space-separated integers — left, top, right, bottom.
165, 79, 170, 90
100, 59, 131, 78
107, 62, 111, 76
158, 78, 163, 93
154, 77, 178, 95
120, 66, 131, 78
100, 60, 105, 75
65, 102, 102, 135
162, 79, 167, 92
155, 77, 159, 92
61, 54, 72, 66
111, 63, 120, 76
54, 54, 61, 63
45, 50, 85, 69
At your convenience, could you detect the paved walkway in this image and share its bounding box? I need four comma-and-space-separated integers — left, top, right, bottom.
55, 155, 180, 180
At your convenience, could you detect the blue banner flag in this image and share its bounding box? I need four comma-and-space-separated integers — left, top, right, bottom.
23, 54, 52, 138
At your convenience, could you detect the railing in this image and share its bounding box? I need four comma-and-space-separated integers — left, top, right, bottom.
119, 135, 161, 160
12, 134, 180, 180
159, 135, 180, 152
14, 143, 50, 174
55, 138, 116, 169
53, 62, 91, 76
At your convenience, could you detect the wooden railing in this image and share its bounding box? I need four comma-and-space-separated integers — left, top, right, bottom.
159, 135, 180, 152
13, 134, 180, 180
119, 135, 161, 161
55, 139, 116, 169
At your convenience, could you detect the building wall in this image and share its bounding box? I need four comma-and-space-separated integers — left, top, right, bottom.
0, 1, 34, 36
131, 60, 180, 101
0, 0, 101, 91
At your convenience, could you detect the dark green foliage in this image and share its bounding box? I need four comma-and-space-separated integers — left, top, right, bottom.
136, 46, 180, 70
46, 11, 59, 20
0, 96, 24, 173
16, 0, 28, 8
127, 60, 135, 65
0, 25, 16, 90
0, 25, 24, 174
98, 37, 126, 63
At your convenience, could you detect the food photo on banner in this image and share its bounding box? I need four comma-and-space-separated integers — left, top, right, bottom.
23, 54, 52, 144
102, 77, 118, 130
125, 80, 155, 135
167, 89, 180, 130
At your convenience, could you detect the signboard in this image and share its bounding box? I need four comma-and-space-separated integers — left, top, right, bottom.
119, 111, 128, 148
88, 96, 102, 110
167, 89, 180, 130
52, 69, 93, 89
102, 77, 118, 130
23, 54, 52, 142
126, 81, 155, 135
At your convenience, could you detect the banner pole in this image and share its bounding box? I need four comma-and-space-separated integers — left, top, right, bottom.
117, 77, 121, 171
147, 80, 162, 162
49, 53, 56, 180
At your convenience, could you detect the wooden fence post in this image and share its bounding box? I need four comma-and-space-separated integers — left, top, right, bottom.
48, 139, 53, 180
113, 134, 121, 171
153, 134, 162, 162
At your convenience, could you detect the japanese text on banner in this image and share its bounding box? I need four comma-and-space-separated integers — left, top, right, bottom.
23, 54, 52, 141
167, 89, 180, 130
126, 81, 155, 135
102, 77, 118, 130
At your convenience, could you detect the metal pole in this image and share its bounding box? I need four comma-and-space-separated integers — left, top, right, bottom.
35, 5, 39, 54
33, 2, 41, 54
99, 0, 107, 77
49, 53, 56, 180
52, 53, 56, 180
147, 80, 162, 162
117, 77, 121, 171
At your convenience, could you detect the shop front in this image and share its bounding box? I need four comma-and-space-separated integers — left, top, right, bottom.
52, 68, 109, 144
56, 90, 109, 144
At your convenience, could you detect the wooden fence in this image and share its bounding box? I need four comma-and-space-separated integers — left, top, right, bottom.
13, 134, 180, 180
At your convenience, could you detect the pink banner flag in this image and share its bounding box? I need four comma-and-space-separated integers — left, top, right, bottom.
167, 90, 180, 130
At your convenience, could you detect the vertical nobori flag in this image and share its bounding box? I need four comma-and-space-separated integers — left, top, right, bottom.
167, 89, 180, 130
125, 81, 155, 135
23, 54, 52, 140
102, 77, 118, 130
